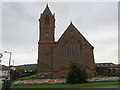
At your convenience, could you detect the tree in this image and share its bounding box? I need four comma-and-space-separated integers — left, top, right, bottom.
10, 69, 19, 80
66, 62, 88, 84
16, 67, 25, 73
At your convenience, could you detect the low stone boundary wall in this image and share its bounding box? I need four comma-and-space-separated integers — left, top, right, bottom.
87, 77, 120, 83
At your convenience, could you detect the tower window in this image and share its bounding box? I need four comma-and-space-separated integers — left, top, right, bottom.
45, 54, 48, 63
45, 15, 49, 24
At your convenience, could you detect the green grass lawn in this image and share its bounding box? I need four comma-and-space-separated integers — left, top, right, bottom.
95, 76, 120, 78
18, 74, 36, 80
0, 83, 2, 89
11, 81, 119, 88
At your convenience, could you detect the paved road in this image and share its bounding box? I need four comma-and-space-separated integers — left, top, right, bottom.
87, 85, 119, 88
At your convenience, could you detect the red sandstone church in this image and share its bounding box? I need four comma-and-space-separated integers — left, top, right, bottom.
37, 5, 96, 78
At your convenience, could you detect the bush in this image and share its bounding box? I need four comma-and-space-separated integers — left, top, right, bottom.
66, 62, 88, 84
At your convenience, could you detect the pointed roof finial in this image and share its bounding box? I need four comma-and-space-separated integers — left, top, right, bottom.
46, 3, 48, 8
70, 20, 72, 24
69, 20, 76, 28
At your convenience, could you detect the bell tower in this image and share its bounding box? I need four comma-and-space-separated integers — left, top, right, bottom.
39, 4, 55, 42
38, 4, 55, 75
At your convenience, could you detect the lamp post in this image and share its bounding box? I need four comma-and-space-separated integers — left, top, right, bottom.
3, 51, 12, 88
0, 53, 3, 63
4, 51, 12, 68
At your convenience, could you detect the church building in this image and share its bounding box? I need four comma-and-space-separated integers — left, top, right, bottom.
37, 5, 96, 78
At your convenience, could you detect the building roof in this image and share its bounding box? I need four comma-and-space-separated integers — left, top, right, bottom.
96, 63, 115, 65
0, 65, 9, 70
57, 22, 93, 47
95, 63, 120, 68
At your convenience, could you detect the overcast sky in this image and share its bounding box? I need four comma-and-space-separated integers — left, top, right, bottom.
1, 2, 118, 66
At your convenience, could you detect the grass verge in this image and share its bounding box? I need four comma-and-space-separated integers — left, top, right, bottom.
18, 74, 36, 80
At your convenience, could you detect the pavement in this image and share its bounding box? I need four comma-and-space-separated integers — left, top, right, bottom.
87, 85, 120, 88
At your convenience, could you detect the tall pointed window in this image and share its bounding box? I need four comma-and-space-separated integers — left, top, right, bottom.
65, 44, 68, 58
70, 43, 73, 58
45, 54, 48, 63
65, 40, 82, 59
73, 43, 76, 58
78, 44, 81, 58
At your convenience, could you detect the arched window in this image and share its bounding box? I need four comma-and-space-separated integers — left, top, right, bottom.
45, 15, 49, 24
45, 53, 48, 63
73, 43, 76, 58
78, 44, 81, 58
70, 43, 73, 58
65, 44, 68, 58
65, 39, 81, 59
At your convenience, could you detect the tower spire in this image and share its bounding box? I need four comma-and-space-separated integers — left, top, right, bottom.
39, 4, 55, 42
43, 3, 52, 15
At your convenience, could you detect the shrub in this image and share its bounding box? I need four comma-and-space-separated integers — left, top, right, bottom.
66, 62, 88, 84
